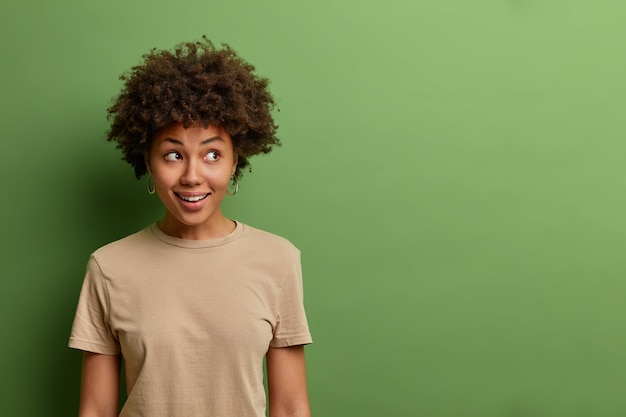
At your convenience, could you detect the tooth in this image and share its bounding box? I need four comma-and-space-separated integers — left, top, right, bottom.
181, 194, 206, 202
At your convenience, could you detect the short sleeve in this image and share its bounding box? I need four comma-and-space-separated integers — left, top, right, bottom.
68, 255, 120, 355
270, 250, 313, 348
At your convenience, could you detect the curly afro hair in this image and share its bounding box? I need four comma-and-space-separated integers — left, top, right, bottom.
107, 36, 280, 180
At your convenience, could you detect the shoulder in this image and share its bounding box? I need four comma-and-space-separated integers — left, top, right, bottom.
239, 223, 300, 257
237, 224, 303, 280
92, 225, 156, 261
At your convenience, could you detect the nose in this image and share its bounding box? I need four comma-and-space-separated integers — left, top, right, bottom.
180, 160, 202, 185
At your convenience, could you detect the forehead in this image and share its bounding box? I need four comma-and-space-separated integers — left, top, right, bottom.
152, 124, 233, 147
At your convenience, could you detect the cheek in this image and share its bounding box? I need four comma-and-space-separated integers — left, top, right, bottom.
210, 170, 233, 188
151, 170, 171, 187
150, 165, 178, 191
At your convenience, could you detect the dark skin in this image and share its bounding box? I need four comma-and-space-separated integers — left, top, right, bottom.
107, 36, 280, 181
80, 39, 310, 416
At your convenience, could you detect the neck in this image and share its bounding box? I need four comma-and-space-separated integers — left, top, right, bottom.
157, 214, 236, 240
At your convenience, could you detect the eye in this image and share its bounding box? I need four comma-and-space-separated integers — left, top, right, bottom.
164, 152, 181, 161
206, 151, 220, 162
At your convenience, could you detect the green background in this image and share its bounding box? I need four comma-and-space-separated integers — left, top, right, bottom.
2, 0, 626, 416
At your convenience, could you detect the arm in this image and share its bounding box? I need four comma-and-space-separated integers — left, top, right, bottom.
266, 345, 311, 417
78, 352, 121, 417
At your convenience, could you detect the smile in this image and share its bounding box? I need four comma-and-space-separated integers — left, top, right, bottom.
176, 193, 209, 202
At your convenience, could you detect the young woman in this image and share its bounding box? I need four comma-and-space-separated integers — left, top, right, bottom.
69, 37, 312, 417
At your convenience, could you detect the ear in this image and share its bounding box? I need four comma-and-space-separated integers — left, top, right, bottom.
231, 154, 239, 176
144, 155, 152, 175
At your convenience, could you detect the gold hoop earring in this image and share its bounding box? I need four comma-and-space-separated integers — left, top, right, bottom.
147, 173, 156, 195
227, 176, 239, 196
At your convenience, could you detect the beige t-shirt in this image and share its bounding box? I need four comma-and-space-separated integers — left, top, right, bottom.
69, 222, 312, 417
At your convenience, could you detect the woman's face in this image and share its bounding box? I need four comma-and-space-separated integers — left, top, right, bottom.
146, 124, 238, 239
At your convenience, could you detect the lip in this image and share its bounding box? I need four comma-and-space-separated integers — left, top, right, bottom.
174, 192, 211, 210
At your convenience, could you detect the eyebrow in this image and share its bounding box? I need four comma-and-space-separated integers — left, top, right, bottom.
163, 136, 224, 146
